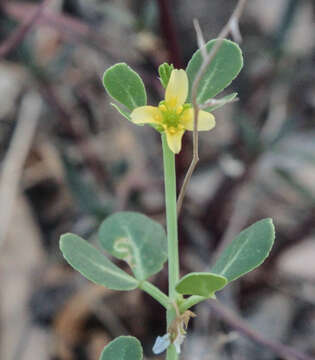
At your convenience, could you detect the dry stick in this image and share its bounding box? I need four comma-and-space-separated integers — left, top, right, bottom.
3, 1, 108, 51
0, 92, 42, 247
0, 0, 51, 58
209, 299, 315, 360
193, 19, 206, 60
177, 0, 247, 215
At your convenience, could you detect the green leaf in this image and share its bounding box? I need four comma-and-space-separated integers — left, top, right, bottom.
60, 233, 138, 290
186, 39, 243, 104
98, 212, 167, 281
175, 272, 227, 297
99, 336, 143, 360
204, 92, 238, 112
103, 63, 147, 111
211, 219, 275, 282
158, 62, 174, 88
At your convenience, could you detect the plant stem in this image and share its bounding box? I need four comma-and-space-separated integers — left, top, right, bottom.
179, 295, 206, 313
139, 281, 170, 309
162, 133, 180, 299
162, 133, 179, 360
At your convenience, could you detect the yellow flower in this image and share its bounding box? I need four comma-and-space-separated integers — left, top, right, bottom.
130, 69, 216, 154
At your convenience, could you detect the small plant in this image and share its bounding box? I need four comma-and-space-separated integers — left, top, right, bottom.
59, 11, 275, 360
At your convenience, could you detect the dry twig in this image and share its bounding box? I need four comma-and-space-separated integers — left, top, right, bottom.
0, 0, 51, 58
0, 93, 42, 248
177, 0, 247, 215
193, 19, 206, 60
210, 300, 315, 360
3, 1, 108, 51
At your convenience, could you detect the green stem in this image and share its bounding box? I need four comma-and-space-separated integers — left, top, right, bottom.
179, 295, 207, 313
162, 133, 180, 298
139, 281, 170, 309
162, 133, 179, 360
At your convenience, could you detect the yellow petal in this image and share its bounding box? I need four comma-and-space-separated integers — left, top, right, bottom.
166, 129, 185, 154
165, 69, 188, 109
131, 106, 162, 125
180, 108, 216, 131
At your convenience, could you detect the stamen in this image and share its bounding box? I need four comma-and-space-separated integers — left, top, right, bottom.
159, 104, 167, 112
168, 126, 177, 134
176, 106, 183, 115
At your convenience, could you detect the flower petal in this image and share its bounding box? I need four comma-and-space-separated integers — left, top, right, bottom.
131, 106, 162, 125
180, 109, 216, 131
166, 129, 185, 154
165, 69, 188, 109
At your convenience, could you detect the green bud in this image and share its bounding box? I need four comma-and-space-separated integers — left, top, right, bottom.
158, 63, 174, 88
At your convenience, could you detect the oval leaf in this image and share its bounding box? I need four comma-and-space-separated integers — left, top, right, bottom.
186, 39, 243, 104
60, 233, 138, 290
100, 336, 143, 360
98, 212, 167, 281
103, 63, 147, 112
176, 272, 227, 297
211, 218, 275, 282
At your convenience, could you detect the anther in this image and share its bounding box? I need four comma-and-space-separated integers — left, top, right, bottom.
168, 126, 177, 134
159, 104, 167, 112
176, 106, 183, 115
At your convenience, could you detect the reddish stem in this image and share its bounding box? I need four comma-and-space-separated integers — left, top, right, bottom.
156, 0, 183, 68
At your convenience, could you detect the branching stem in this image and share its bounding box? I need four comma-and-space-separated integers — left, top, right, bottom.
139, 281, 170, 309
177, 0, 247, 216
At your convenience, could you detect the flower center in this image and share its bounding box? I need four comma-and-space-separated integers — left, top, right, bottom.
159, 102, 186, 132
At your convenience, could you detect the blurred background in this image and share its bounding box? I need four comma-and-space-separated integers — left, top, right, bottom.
0, 0, 315, 359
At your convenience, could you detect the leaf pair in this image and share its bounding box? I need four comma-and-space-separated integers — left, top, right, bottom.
175, 219, 275, 298
60, 212, 168, 290
103, 39, 243, 121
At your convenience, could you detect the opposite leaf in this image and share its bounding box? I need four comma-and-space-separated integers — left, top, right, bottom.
176, 272, 227, 297
100, 336, 143, 360
98, 212, 168, 281
60, 233, 138, 290
186, 39, 243, 104
103, 63, 147, 112
211, 218, 275, 282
